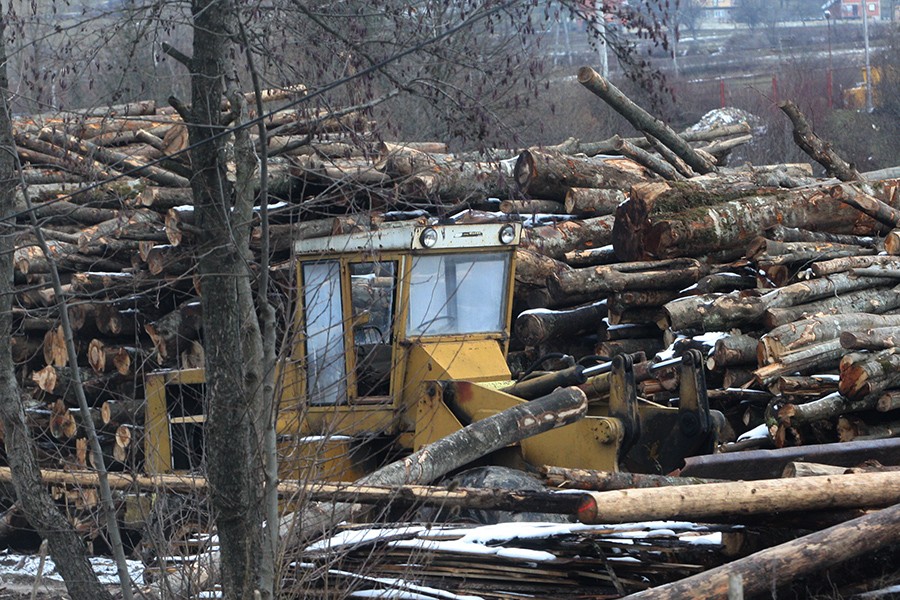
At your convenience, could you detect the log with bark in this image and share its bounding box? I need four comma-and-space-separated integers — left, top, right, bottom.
840, 326, 900, 351
761, 313, 900, 364
514, 148, 648, 202
763, 286, 900, 329
577, 67, 716, 175
144, 301, 203, 366
663, 273, 893, 332
706, 334, 759, 371
614, 187, 880, 261
551, 258, 707, 297
514, 301, 608, 347
779, 100, 861, 182
839, 348, 900, 401
620, 501, 900, 600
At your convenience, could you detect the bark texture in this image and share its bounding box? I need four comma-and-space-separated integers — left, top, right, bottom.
186, 1, 265, 597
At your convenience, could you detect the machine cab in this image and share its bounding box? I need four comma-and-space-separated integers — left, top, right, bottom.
288, 222, 521, 419
144, 221, 521, 476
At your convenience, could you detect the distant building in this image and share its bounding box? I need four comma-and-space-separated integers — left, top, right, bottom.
698, 0, 735, 21
822, 0, 881, 19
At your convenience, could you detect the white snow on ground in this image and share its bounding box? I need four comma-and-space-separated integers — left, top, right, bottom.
0, 551, 145, 585
737, 422, 771, 442
305, 525, 432, 552
306, 520, 724, 563
294, 565, 485, 600
686, 107, 760, 133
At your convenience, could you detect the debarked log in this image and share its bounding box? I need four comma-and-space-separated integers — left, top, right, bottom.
576, 471, 900, 524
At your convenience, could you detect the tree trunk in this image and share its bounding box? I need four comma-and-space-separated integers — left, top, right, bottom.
753, 339, 844, 386
775, 375, 840, 399
620, 501, 900, 600
774, 391, 878, 429
184, 0, 265, 597
748, 237, 875, 265
609, 135, 682, 180
0, 23, 113, 600
519, 215, 615, 260
144, 301, 203, 365
840, 326, 900, 351
663, 274, 892, 332
830, 182, 900, 228
812, 254, 900, 277
649, 190, 875, 259
564, 246, 619, 267
500, 199, 565, 214
680, 438, 900, 480
767, 224, 876, 247
876, 391, 900, 412
707, 334, 759, 370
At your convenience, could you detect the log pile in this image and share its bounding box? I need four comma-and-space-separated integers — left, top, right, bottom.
4, 73, 900, 597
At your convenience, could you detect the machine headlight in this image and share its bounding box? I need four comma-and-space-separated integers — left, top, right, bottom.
420, 227, 438, 248
499, 224, 516, 245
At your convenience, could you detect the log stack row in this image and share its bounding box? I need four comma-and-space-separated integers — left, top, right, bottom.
4, 86, 758, 474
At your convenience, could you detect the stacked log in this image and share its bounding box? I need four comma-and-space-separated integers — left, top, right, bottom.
7, 78, 900, 600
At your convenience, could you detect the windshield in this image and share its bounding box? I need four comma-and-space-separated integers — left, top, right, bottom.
406, 252, 510, 336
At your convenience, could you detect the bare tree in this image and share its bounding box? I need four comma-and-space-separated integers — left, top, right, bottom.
0, 14, 114, 600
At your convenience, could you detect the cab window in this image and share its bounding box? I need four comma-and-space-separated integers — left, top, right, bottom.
407, 252, 509, 336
